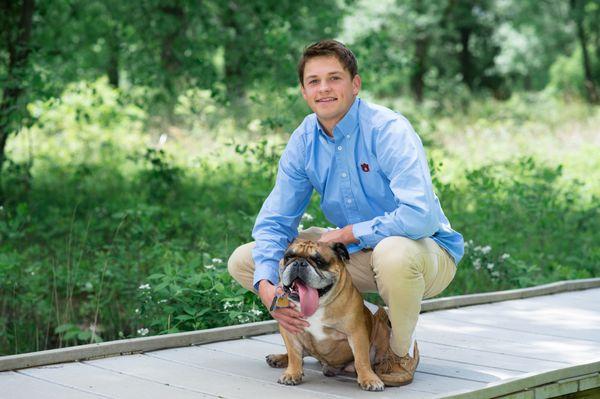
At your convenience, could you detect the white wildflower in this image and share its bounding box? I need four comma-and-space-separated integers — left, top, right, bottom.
301, 213, 314, 222
158, 299, 167, 304
250, 308, 263, 316
486, 263, 494, 270
473, 258, 482, 270
85, 282, 93, 290
137, 328, 149, 336
211, 258, 223, 264
481, 245, 492, 254
224, 301, 233, 310
491, 271, 500, 278
205, 264, 215, 270
134, 308, 140, 314
474, 246, 482, 252
501, 253, 510, 260
138, 283, 151, 290
298, 223, 304, 230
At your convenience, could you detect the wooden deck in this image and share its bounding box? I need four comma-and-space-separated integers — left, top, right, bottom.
1, 279, 599, 399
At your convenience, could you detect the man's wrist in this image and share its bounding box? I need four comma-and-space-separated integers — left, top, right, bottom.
344, 224, 359, 244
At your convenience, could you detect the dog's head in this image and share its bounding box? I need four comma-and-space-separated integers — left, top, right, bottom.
279, 239, 350, 317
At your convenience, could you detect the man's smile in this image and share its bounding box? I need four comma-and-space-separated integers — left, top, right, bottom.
316, 97, 337, 103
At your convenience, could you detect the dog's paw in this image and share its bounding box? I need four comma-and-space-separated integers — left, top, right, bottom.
358, 374, 385, 391
322, 365, 338, 377
266, 353, 288, 368
278, 370, 303, 385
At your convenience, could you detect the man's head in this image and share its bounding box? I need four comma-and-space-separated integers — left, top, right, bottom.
298, 40, 361, 130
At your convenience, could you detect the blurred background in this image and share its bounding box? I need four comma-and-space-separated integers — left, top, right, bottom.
0, 0, 598, 355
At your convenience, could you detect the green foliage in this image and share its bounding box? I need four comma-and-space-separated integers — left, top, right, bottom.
1, 1, 600, 356
136, 260, 265, 335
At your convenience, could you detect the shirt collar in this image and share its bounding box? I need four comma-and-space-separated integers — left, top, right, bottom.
334, 96, 360, 138
316, 97, 360, 140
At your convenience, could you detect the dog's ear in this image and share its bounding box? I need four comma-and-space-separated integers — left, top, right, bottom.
331, 242, 350, 262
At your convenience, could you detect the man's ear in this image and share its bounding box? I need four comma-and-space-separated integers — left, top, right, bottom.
331, 242, 350, 262
352, 74, 361, 96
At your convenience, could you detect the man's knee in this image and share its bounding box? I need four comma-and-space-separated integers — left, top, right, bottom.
372, 236, 424, 278
227, 242, 255, 283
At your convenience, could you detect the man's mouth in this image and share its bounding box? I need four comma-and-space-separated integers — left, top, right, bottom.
316, 97, 337, 103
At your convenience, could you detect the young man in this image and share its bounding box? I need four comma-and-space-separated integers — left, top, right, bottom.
228, 39, 464, 385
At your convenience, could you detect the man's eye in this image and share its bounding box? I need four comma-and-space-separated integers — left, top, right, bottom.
331, 76, 340, 80
309, 80, 318, 85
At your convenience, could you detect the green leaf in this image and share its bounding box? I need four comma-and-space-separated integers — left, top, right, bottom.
55, 323, 76, 334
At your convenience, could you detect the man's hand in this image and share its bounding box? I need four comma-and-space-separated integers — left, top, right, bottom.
318, 225, 358, 245
258, 280, 310, 334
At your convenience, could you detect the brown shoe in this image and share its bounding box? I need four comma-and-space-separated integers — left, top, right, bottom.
374, 342, 420, 387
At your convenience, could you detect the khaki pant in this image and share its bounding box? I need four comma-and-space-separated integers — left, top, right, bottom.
227, 227, 457, 356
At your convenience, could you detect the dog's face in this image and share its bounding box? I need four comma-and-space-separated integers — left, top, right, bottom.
280, 239, 350, 317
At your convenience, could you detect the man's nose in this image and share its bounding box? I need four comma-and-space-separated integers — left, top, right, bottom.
318, 81, 331, 92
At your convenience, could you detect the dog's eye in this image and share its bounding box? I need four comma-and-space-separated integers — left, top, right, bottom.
313, 258, 328, 269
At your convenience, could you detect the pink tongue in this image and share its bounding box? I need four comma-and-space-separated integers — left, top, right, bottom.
296, 280, 319, 317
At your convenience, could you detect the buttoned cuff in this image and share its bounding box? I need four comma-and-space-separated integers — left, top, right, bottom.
253, 262, 280, 292
352, 220, 378, 249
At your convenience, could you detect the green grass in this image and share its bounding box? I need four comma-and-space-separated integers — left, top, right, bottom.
1, 80, 598, 355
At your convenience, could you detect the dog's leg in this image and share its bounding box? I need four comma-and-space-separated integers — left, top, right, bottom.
265, 353, 288, 368
278, 330, 304, 385
349, 328, 385, 391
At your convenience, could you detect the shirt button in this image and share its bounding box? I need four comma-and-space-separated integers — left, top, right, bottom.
346, 199, 352, 204
341, 172, 347, 178
337, 146, 342, 151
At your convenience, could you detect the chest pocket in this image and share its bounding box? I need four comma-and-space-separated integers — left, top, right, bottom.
357, 155, 390, 199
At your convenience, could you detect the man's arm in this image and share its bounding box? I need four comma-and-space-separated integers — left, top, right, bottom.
251, 132, 313, 291
351, 117, 440, 248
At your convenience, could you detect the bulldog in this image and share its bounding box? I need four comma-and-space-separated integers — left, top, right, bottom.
265, 239, 395, 391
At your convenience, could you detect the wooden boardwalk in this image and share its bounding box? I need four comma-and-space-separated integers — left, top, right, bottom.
1, 279, 599, 399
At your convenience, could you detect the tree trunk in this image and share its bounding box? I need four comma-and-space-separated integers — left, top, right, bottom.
0, 0, 35, 173
107, 34, 120, 88
410, 35, 428, 103
570, 0, 599, 103
222, 2, 246, 101
459, 27, 474, 90
159, 4, 186, 97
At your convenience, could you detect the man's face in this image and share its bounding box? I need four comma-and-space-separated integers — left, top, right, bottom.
301, 56, 361, 127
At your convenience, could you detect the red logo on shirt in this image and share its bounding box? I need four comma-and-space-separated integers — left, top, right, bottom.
361, 163, 370, 172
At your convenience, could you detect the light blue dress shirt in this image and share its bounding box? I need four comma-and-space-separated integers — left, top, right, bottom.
251, 97, 464, 290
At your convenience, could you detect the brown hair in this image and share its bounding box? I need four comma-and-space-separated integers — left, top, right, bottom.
297, 39, 358, 86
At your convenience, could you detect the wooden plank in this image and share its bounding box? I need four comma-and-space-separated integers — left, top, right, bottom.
0, 370, 106, 399
431, 302, 600, 342
420, 279, 600, 312
495, 391, 534, 399
2, 279, 598, 372
148, 346, 444, 398
533, 379, 579, 399
579, 372, 600, 390
416, 316, 600, 353
250, 334, 566, 373
20, 362, 214, 398
440, 360, 600, 399
202, 336, 520, 383
415, 322, 600, 364
85, 353, 345, 399
0, 320, 279, 372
